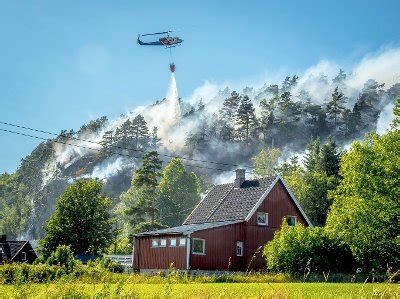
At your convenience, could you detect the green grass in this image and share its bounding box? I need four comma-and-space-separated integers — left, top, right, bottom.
0, 282, 398, 298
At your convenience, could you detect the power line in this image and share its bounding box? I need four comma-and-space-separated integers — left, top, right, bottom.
0, 120, 256, 170
0, 128, 234, 172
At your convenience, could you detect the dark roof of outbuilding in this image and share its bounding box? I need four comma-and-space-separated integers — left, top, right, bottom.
0, 241, 28, 260
183, 176, 277, 225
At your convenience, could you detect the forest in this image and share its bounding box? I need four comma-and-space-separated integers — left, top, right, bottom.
0, 69, 399, 249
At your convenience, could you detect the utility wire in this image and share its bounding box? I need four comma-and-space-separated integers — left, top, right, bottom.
0, 128, 235, 172
0, 120, 256, 170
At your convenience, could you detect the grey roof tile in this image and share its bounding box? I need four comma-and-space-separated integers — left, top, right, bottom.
184, 177, 276, 225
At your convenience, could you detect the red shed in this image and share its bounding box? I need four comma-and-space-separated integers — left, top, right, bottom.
133, 170, 312, 272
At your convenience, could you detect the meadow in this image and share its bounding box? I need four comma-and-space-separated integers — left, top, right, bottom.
0, 281, 398, 298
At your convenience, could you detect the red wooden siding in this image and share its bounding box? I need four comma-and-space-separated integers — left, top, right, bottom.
245, 180, 309, 270
133, 179, 310, 271
133, 234, 187, 270
190, 223, 246, 271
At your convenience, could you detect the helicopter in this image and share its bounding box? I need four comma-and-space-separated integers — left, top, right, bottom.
137, 31, 183, 48
137, 31, 183, 72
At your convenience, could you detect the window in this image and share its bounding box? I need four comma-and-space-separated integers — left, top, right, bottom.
170, 238, 177, 247
179, 238, 186, 247
192, 239, 205, 255
257, 212, 268, 226
151, 239, 159, 247
160, 239, 167, 247
287, 216, 297, 226
236, 241, 244, 257
21, 252, 27, 261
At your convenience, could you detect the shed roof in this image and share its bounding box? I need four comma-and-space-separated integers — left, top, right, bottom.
135, 221, 240, 237
0, 241, 28, 260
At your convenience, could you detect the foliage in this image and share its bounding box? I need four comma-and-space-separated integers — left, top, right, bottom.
121, 151, 164, 233
325, 131, 400, 271
263, 221, 356, 275
46, 245, 78, 272
252, 148, 282, 178
157, 158, 201, 226
392, 97, 400, 129
107, 236, 132, 255
283, 137, 341, 226
40, 179, 113, 258
0, 173, 30, 239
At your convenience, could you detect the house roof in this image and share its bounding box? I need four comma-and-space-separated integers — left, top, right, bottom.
135, 221, 240, 237
183, 176, 277, 225
0, 241, 28, 260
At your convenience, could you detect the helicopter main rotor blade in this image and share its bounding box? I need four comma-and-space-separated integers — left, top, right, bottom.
141, 31, 172, 36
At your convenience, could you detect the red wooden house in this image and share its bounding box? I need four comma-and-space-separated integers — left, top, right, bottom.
132, 169, 312, 272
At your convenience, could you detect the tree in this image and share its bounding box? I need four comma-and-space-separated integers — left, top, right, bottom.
220, 91, 240, 120
236, 95, 258, 141
122, 151, 164, 233
319, 137, 341, 177
130, 114, 150, 150
252, 148, 282, 178
392, 98, 400, 129
285, 137, 341, 226
326, 87, 346, 128
157, 158, 201, 227
100, 130, 114, 151
40, 179, 113, 258
326, 131, 400, 271
332, 69, 346, 84
263, 221, 355, 275
0, 173, 29, 239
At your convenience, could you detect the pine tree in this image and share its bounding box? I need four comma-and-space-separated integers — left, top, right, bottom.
122, 151, 164, 233
304, 137, 321, 173
100, 130, 114, 150
149, 127, 162, 149
236, 95, 258, 141
130, 114, 150, 150
326, 87, 346, 128
319, 136, 341, 176
332, 69, 346, 84
220, 91, 240, 119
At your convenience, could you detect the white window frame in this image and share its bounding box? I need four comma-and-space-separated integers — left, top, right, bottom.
236, 241, 244, 257
192, 238, 205, 255
257, 212, 268, 226
151, 239, 159, 248
179, 238, 186, 247
169, 238, 177, 247
21, 252, 27, 261
287, 216, 297, 226
160, 239, 167, 247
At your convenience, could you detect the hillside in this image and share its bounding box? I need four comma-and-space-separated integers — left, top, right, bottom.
1, 69, 399, 239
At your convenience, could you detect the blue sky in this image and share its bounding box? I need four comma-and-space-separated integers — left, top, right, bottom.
0, 0, 399, 172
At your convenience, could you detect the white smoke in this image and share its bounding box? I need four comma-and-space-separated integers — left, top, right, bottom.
47, 46, 400, 180
89, 157, 124, 180
376, 102, 395, 135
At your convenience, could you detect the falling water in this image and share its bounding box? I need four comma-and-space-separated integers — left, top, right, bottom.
166, 73, 181, 124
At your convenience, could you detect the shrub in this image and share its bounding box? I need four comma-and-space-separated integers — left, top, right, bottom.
46, 245, 78, 273
263, 220, 356, 276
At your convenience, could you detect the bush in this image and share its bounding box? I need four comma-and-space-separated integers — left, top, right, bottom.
46, 245, 78, 273
263, 220, 356, 276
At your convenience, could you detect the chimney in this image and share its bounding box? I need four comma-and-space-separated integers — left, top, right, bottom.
234, 169, 246, 188
0, 235, 6, 243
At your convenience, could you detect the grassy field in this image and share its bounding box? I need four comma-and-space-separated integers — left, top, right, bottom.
0, 282, 398, 298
